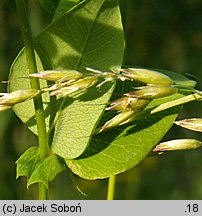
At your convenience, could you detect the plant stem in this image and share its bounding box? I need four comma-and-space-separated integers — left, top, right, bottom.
15, 0, 49, 200
151, 93, 202, 114
107, 175, 116, 200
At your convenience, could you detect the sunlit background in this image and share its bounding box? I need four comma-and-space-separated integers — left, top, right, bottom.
0, 0, 202, 199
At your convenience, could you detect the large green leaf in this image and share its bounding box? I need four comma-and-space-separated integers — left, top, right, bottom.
9, 0, 124, 159
65, 71, 196, 179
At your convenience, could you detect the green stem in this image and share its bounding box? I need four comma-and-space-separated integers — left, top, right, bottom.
107, 175, 116, 200
151, 93, 202, 114
38, 183, 48, 200
15, 0, 49, 200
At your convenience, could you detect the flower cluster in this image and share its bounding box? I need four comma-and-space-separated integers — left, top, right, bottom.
1, 67, 201, 153
99, 68, 177, 132
0, 68, 178, 128
0, 68, 199, 134
28, 68, 178, 132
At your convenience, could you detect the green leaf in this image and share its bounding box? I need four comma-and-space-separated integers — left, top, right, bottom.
39, 0, 59, 14
16, 146, 40, 179
65, 70, 196, 180
9, 0, 124, 159
27, 155, 65, 188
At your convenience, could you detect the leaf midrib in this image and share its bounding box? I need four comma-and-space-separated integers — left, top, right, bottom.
75, 0, 105, 70
50, 0, 106, 144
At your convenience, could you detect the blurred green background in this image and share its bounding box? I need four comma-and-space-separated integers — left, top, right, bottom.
0, 0, 202, 199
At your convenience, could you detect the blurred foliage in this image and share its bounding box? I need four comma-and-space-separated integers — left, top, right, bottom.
0, 0, 202, 199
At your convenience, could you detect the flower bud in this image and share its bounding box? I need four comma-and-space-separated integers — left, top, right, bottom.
0, 105, 11, 112
99, 110, 135, 132
106, 97, 150, 111
0, 89, 40, 106
175, 118, 202, 132
120, 68, 174, 85
50, 76, 98, 97
152, 139, 202, 152
125, 85, 177, 99
29, 70, 82, 82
